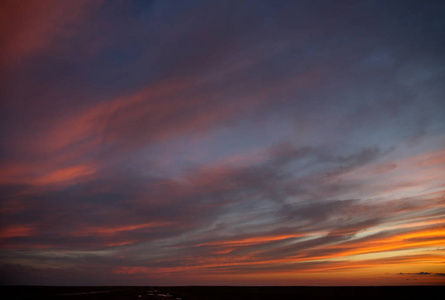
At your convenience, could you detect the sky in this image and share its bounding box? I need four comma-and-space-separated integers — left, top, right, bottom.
0, 0, 444, 286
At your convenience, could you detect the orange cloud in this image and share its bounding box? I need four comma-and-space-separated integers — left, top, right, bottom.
135, 223, 445, 277
326, 228, 445, 258
0, 225, 35, 239
198, 233, 309, 249
0, 163, 96, 187
73, 221, 173, 237
33, 164, 96, 185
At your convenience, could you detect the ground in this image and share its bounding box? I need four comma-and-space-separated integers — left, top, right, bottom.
2, 285, 443, 300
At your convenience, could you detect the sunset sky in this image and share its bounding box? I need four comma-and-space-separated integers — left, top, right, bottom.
1, 0, 445, 286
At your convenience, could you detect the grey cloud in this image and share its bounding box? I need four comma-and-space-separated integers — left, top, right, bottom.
398, 272, 432, 275
0, 142, 388, 252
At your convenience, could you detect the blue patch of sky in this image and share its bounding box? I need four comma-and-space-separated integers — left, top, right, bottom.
129, 0, 155, 19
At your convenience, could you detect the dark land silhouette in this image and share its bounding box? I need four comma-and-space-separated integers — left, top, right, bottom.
2, 285, 444, 300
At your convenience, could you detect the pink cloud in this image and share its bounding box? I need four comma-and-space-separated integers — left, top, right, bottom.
0, 0, 103, 68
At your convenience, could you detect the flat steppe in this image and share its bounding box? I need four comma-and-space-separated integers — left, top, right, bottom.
2, 285, 443, 300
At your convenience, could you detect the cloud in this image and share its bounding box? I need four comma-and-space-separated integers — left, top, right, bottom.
398, 272, 432, 276
1, 0, 445, 286
0, 0, 103, 69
